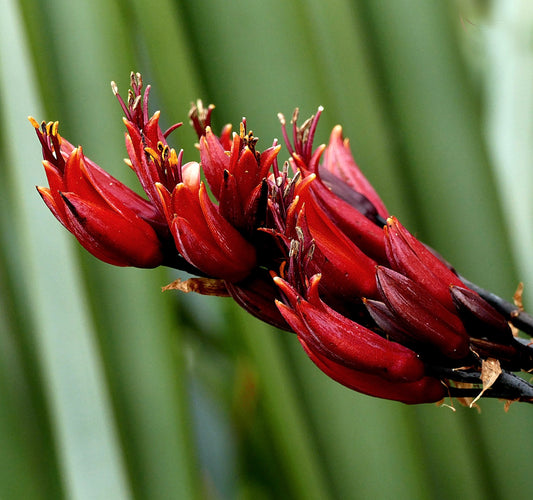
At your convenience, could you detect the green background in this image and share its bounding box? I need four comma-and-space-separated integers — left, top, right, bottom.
1, 0, 532, 498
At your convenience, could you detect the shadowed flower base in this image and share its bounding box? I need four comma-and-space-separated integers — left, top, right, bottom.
33, 72, 533, 407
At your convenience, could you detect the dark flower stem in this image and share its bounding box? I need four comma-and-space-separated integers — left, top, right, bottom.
429, 365, 533, 403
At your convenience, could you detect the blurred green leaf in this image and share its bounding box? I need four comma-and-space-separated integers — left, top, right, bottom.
1, 0, 533, 499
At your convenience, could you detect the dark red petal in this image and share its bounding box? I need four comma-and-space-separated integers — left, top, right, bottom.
309, 180, 388, 263
61, 192, 163, 268
198, 184, 256, 270
171, 217, 253, 282
259, 144, 281, 177
233, 146, 259, 201
143, 110, 166, 146
300, 338, 445, 404
376, 267, 470, 359
64, 147, 104, 205
219, 124, 233, 150
385, 217, 464, 310
218, 171, 245, 228
272, 276, 302, 309
199, 127, 229, 198
363, 298, 415, 347
450, 285, 514, 343
42, 161, 67, 219
304, 200, 378, 298
322, 125, 388, 218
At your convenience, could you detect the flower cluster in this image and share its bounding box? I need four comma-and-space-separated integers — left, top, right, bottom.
33, 73, 533, 405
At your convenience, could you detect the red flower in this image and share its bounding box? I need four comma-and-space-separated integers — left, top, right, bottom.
198, 124, 280, 231
274, 274, 425, 383
299, 339, 446, 404
33, 119, 165, 268
321, 125, 388, 219
157, 162, 257, 282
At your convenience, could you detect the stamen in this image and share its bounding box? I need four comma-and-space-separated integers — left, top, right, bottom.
291, 108, 300, 154
278, 112, 295, 157
289, 239, 299, 258
304, 106, 324, 161
28, 116, 40, 129
142, 85, 151, 124
295, 226, 304, 243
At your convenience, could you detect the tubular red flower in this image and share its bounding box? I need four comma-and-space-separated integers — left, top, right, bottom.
158, 166, 257, 282
274, 274, 426, 382
199, 125, 280, 230
322, 125, 388, 219
384, 216, 464, 310
33, 123, 165, 268
376, 267, 470, 359
299, 337, 445, 404
298, 196, 379, 299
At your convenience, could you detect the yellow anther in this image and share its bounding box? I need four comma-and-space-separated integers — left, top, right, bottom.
169, 148, 179, 165
28, 116, 40, 129
144, 147, 159, 159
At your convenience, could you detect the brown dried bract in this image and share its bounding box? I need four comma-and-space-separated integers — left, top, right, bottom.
513, 282, 525, 312
162, 278, 230, 297
470, 358, 502, 407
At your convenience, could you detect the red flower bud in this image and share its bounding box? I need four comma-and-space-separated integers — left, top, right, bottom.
298, 197, 379, 299
275, 275, 425, 382
322, 125, 388, 219
450, 285, 514, 343
376, 267, 470, 359
384, 216, 464, 310
33, 123, 165, 268
157, 164, 257, 282
299, 337, 445, 404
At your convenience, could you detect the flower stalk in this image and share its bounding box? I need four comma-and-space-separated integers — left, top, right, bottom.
32, 73, 533, 406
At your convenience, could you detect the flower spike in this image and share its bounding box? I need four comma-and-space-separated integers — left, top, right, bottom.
33, 73, 533, 406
